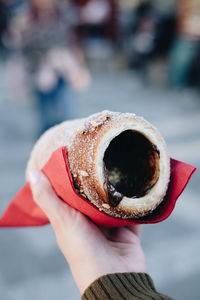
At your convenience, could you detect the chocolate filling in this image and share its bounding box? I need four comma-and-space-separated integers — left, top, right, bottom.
103, 130, 160, 207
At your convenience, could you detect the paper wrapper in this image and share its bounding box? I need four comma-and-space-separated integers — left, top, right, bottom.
0, 147, 196, 227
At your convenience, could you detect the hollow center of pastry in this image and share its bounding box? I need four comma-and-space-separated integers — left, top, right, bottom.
103, 130, 160, 207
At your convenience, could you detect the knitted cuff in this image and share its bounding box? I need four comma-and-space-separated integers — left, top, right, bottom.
82, 272, 174, 300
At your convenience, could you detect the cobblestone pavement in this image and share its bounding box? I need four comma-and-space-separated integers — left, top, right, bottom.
0, 61, 200, 300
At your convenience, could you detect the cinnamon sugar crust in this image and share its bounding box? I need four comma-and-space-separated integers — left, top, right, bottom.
26, 111, 170, 219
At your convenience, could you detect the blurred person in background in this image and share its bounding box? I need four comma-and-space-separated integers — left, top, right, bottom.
7, 0, 90, 136
117, 0, 139, 53
127, 0, 156, 78
187, 42, 200, 88
71, 0, 118, 59
170, 0, 200, 88
0, 0, 9, 56
118, 0, 176, 84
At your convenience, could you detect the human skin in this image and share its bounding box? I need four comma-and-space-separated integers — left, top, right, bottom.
29, 170, 146, 295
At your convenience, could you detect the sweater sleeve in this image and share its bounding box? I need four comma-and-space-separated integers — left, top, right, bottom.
82, 272, 174, 300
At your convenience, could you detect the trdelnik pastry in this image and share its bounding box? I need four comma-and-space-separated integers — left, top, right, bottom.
27, 111, 170, 219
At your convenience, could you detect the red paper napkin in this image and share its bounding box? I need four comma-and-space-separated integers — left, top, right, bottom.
0, 147, 196, 227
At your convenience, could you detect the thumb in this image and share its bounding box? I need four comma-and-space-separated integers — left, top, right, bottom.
29, 170, 74, 229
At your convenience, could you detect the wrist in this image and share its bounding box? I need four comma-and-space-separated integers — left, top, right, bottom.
71, 264, 110, 295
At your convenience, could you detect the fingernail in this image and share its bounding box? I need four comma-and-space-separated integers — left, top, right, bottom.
29, 170, 41, 184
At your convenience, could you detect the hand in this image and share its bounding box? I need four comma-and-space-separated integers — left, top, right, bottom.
29, 171, 146, 295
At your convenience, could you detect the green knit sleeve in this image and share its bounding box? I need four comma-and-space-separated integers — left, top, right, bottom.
82, 273, 174, 300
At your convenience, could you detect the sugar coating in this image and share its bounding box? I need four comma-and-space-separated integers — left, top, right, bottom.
26, 110, 170, 219
66, 111, 169, 219
102, 203, 111, 209
79, 170, 89, 177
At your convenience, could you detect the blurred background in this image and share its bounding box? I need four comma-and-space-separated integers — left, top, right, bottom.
0, 0, 199, 299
